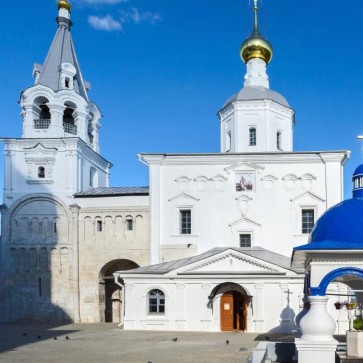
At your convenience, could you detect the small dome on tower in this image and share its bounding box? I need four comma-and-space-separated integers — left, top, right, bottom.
58, 0, 71, 11
240, 1, 273, 64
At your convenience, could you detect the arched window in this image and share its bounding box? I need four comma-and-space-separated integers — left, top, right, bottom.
249, 128, 256, 146
38, 166, 45, 178
148, 289, 165, 314
63, 104, 77, 135
277, 131, 282, 150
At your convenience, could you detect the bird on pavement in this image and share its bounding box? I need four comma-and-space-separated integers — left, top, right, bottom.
66, 336, 70, 340
54, 337, 57, 340
172, 337, 177, 342
226, 340, 229, 345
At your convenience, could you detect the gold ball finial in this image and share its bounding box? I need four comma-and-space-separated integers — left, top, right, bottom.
58, 0, 71, 11
240, 0, 273, 64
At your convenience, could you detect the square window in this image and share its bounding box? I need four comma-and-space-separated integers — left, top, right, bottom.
239, 234, 251, 247
302, 209, 314, 234
180, 210, 191, 235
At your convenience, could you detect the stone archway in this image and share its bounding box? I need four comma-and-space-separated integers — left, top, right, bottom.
210, 282, 250, 332
99, 259, 139, 323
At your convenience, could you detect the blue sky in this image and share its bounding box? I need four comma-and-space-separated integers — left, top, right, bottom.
1, 0, 363, 198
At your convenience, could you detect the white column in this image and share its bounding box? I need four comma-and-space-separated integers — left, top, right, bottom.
149, 159, 162, 264
295, 296, 338, 363
73, 109, 88, 142
48, 103, 65, 137
253, 283, 264, 332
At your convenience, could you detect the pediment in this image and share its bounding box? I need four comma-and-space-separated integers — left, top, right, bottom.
23, 143, 58, 156
168, 193, 200, 202
229, 216, 261, 228
177, 250, 285, 274
224, 162, 265, 174
290, 191, 325, 203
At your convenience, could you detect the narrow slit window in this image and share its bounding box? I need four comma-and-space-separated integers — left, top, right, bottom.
54, 222, 57, 234
249, 128, 256, 146
277, 131, 282, 150
38, 166, 45, 178
126, 219, 133, 231
65, 78, 70, 88
38, 278, 42, 297
97, 220, 103, 232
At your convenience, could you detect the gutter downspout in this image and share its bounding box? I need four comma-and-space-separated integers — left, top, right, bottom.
113, 272, 125, 328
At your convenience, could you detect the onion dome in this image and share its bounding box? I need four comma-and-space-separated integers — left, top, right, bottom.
58, 0, 71, 11
240, 1, 273, 64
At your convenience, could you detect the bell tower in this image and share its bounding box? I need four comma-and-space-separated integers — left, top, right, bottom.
218, 0, 295, 154
3, 0, 111, 206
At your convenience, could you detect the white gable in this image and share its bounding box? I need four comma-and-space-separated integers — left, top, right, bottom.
175, 250, 286, 274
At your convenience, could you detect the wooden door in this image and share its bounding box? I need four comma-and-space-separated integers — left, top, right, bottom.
220, 293, 234, 331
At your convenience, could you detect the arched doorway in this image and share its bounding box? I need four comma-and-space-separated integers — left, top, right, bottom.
99, 259, 139, 323
220, 290, 248, 331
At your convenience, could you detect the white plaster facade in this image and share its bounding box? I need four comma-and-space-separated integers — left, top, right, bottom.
0, 3, 150, 324
142, 152, 348, 265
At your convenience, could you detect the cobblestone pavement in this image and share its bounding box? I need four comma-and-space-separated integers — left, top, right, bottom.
0, 324, 259, 363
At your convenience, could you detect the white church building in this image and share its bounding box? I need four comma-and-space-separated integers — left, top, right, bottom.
0, 0, 354, 336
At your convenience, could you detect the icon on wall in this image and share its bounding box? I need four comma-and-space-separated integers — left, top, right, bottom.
236, 173, 254, 192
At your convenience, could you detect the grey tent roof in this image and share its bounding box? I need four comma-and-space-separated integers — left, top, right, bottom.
37, 18, 89, 101
120, 247, 303, 275
224, 86, 289, 108
74, 187, 149, 197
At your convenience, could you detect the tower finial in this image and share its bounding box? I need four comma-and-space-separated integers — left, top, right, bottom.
253, 0, 259, 35
240, 0, 272, 65
58, 0, 71, 12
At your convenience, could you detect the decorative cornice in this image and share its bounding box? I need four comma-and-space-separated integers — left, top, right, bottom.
168, 193, 200, 202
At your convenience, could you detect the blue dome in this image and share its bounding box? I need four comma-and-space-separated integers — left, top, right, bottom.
303, 198, 363, 249
354, 164, 363, 177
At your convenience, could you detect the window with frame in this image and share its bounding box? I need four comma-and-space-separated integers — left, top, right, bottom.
180, 209, 191, 235
239, 234, 251, 247
302, 209, 314, 234
148, 289, 165, 314
277, 131, 282, 150
249, 128, 256, 146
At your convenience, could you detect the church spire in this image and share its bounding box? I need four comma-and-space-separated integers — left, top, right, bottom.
33, 0, 89, 101
240, 0, 273, 88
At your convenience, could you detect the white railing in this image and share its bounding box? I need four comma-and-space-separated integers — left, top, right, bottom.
34, 119, 51, 129
63, 123, 77, 135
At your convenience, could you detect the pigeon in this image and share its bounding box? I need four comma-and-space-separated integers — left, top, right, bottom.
265, 336, 270, 340
172, 337, 177, 342
37, 335, 41, 339
226, 340, 229, 345
65, 336, 70, 340
54, 337, 57, 340
22, 333, 27, 337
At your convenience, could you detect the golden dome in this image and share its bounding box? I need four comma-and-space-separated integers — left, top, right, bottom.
240, 1, 273, 64
58, 0, 71, 11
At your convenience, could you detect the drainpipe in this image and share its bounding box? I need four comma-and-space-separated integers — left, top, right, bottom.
113, 272, 125, 327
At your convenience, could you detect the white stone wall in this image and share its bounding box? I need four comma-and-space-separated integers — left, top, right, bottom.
122, 276, 304, 333
143, 152, 348, 264
2, 138, 111, 208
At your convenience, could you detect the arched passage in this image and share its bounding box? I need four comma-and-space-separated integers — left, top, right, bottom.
310, 267, 363, 296
99, 259, 139, 323
210, 282, 250, 332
